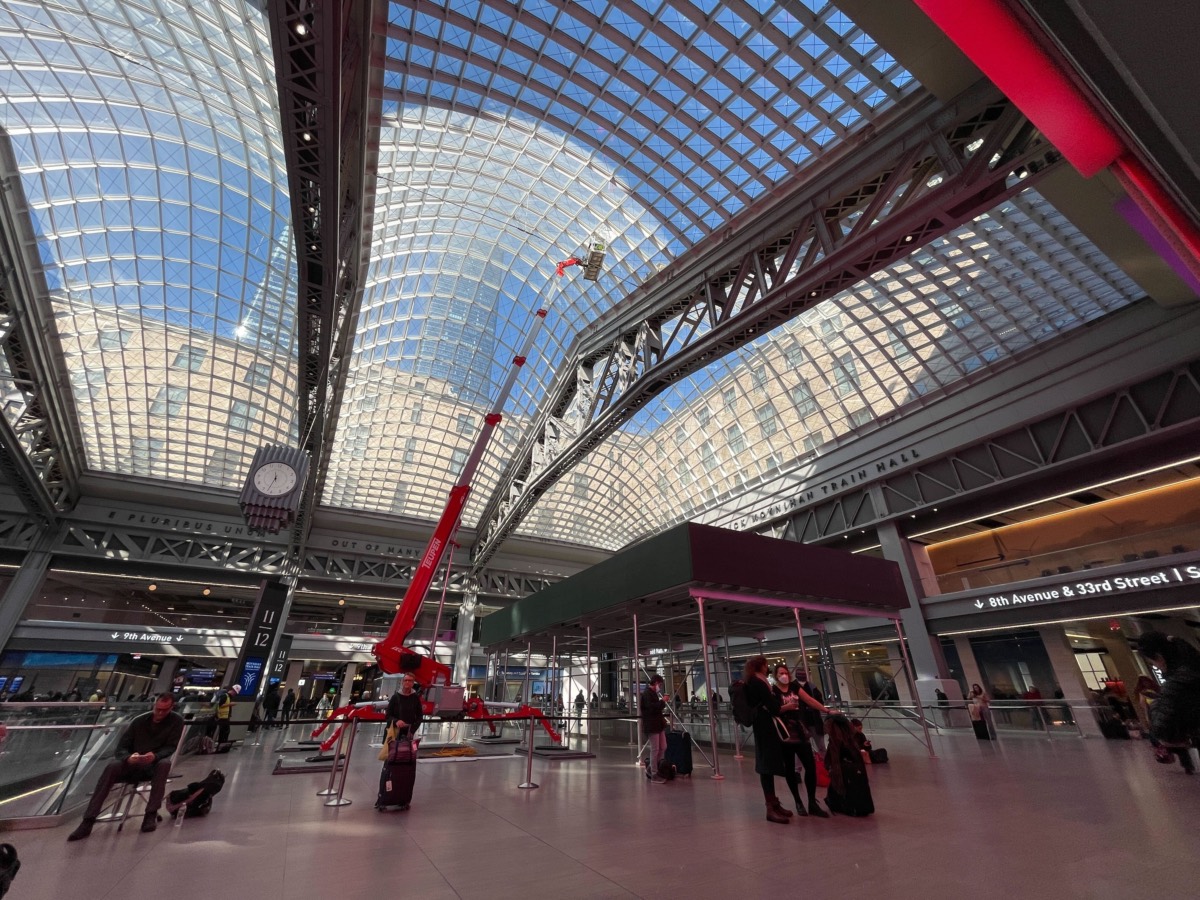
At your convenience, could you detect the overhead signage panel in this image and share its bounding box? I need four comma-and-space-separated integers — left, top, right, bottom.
925, 563, 1200, 620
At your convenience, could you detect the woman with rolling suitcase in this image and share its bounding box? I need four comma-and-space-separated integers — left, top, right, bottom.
378, 674, 423, 810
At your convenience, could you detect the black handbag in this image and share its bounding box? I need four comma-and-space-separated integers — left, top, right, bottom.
772, 716, 806, 744
0, 844, 19, 899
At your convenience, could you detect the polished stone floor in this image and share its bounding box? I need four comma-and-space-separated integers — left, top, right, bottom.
8, 723, 1199, 900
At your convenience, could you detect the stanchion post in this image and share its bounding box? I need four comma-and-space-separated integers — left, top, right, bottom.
723, 627, 741, 760
586, 625, 593, 754
324, 718, 358, 807
696, 596, 724, 780
518, 714, 539, 789
632, 611, 643, 769
317, 716, 349, 797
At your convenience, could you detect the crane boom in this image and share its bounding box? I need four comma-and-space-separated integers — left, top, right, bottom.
373, 271, 573, 676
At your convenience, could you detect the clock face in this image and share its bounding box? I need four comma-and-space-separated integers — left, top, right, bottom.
253, 461, 298, 497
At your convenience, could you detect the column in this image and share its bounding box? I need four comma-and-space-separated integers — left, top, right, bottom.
151, 658, 181, 695
337, 663, 358, 707
952, 636, 985, 696
877, 520, 963, 706
1038, 626, 1102, 737
341, 607, 366, 636
0, 536, 52, 654
452, 586, 479, 686
284, 659, 304, 691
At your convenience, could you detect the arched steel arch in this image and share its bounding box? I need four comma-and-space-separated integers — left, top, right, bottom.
468, 81, 1064, 570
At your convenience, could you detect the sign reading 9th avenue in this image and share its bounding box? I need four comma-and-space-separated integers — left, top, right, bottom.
968, 565, 1200, 611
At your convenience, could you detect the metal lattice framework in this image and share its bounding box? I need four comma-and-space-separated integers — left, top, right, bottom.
771, 358, 1200, 544
0, 128, 79, 524
301, 551, 554, 599
0, 501, 554, 600
469, 81, 1064, 568
267, 0, 383, 548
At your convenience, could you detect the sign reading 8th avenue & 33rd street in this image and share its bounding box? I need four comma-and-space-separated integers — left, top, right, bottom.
930, 564, 1200, 619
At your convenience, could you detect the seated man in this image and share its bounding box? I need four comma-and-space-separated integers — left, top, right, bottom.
68, 693, 184, 841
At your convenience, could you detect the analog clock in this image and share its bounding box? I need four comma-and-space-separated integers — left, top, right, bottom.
252, 461, 298, 496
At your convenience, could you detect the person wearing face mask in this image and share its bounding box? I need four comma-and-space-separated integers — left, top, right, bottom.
773, 664, 832, 818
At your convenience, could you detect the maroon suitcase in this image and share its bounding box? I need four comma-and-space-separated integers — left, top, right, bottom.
376, 738, 416, 810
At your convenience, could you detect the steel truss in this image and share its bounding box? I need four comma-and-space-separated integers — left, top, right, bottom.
301, 551, 554, 600
469, 80, 1063, 569
775, 359, 1200, 543
0, 128, 80, 524
0, 507, 556, 600
266, 0, 383, 547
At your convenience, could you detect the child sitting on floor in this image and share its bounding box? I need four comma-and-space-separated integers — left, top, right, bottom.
825, 715, 875, 817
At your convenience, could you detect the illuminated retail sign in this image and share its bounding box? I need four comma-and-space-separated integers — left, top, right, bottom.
972, 566, 1200, 611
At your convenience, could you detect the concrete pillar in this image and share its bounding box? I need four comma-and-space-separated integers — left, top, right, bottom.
1038, 626, 1102, 737
0, 536, 52, 653
151, 657, 181, 695
337, 662, 358, 707
284, 659, 304, 690
452, 586, 478, 685
341, 606, 366, 636
876, 520, 952, 680
952, 636, 985, 699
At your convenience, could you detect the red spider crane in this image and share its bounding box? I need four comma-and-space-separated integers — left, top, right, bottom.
313, 255, 589, 747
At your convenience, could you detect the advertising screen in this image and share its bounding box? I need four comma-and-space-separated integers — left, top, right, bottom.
236, 658, 264, 697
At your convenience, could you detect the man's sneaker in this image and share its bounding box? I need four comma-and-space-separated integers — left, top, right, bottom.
67, 819, 94, 842
140, 814, 158, 833
643, 758, 652, 780
650, 775, 668, 784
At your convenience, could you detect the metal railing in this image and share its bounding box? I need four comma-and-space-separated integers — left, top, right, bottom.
0, 703, 205, 826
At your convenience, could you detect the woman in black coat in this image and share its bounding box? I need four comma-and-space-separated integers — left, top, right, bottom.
744, 655, 800, 824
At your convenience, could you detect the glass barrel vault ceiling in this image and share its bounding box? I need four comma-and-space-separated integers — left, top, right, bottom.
0, 0, 297, 486
330, 0, 916, 522
0, 0, 1147, 558
333, 0, 1140, 549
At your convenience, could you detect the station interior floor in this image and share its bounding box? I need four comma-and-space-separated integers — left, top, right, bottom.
8, 719, 1199, 900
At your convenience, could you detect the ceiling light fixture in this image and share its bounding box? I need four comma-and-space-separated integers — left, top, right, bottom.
910, 453, 1200, 541
148, 584, 157, 591
295, 21, 308, 36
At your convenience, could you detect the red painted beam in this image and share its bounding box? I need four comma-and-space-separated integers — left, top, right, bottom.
913, 0, 1122, 177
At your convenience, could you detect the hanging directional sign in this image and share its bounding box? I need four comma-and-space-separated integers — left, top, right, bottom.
926, 563, 1200, 621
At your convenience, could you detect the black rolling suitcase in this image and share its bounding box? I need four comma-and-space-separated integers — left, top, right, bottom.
665, 729, 693, 776
376, 737, 417, 810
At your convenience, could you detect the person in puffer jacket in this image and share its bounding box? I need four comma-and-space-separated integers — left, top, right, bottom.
1138, 631, 1200, 771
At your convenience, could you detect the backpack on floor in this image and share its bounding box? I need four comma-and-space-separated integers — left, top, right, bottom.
167, 769, 226, 818
657, 758, 676, 781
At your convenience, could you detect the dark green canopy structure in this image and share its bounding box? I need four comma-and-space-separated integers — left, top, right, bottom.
480, 523, 909, 652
